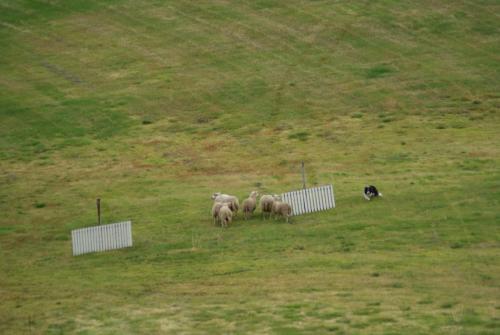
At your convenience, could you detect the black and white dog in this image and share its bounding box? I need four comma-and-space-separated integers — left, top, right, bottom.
364, 185, 383, 200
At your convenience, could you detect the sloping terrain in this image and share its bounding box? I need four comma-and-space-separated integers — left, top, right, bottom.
0, 1, 499, 333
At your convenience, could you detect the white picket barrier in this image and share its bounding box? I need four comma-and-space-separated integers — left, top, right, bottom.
71, 221, 132, 256
281, 185, 335, 216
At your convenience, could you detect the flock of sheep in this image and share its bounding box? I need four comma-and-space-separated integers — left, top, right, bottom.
211, 191, 293, 227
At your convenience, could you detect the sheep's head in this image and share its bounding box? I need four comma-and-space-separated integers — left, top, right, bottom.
211, 192, 222, 200
272, 194, 281, 201
250, 191, 259, 198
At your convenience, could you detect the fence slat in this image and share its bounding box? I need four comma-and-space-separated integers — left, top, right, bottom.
99, 226, 103, 251
320, 187, 326, 210
309, 188, 318, 212
299, 190, 305, 215
317, 187, 323, 210
110, 224, 116, 250
312, 188, 318, 212
316, 187, 323, 211
294, 191, 300, 215
291, 191, 297, 215
104, 225, 109, 250
123, 222, 128, 247
97, 226, 102, 252
293, 192, 298, 215
331, 185, 336, 208
117, 223, 123, 248
327, 185, 335, 208
321, 186, 328, 210
78, 230, 83, 255
308, 189, 313, 213
303, 189, 309, 213
77, 230, 83, 255
123, 222, 129, 247
71, 221, 132, 256
324, 185, 330, 209
71, 230, 76, 255
102, 225, 107, 250
112, 224, 117, 248
88, 227, 94, 253
302, 189, 309, 214
328, 185, 334, 208
319, 186, 326, 211
128, 222, 133, 246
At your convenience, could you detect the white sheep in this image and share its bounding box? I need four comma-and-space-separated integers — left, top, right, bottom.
259, 194, 280, 219
271, 200, 292, 223
212, 192, 240, 215
211, 202, 224, 225
218, 204, 233, 227
242, 191, 259, 220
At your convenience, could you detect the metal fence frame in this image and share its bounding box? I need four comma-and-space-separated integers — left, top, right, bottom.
281, 184, 335, 216
71, 221, 132, 256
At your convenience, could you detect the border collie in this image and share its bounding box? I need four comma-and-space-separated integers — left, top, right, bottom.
364, 185, 383, 200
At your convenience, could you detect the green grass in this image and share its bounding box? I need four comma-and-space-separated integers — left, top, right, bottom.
1, 0, 499, 334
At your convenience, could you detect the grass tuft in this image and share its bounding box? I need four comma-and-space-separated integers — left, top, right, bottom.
288, 131, 311, 141
366, 65, 395, 78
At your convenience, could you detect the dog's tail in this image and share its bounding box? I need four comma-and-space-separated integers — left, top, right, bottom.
379, 192, 383, 197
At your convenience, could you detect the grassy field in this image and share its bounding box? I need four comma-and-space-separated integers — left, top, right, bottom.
1, 0, 499, 333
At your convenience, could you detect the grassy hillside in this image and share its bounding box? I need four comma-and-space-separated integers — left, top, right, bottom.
1, 0, 499, 333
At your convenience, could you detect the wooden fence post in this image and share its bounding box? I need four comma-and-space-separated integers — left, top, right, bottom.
96, 198, 101, 225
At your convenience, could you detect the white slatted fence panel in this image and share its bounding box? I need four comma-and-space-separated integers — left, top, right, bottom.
71, 221, 133, 256
281, 185, 335, 216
